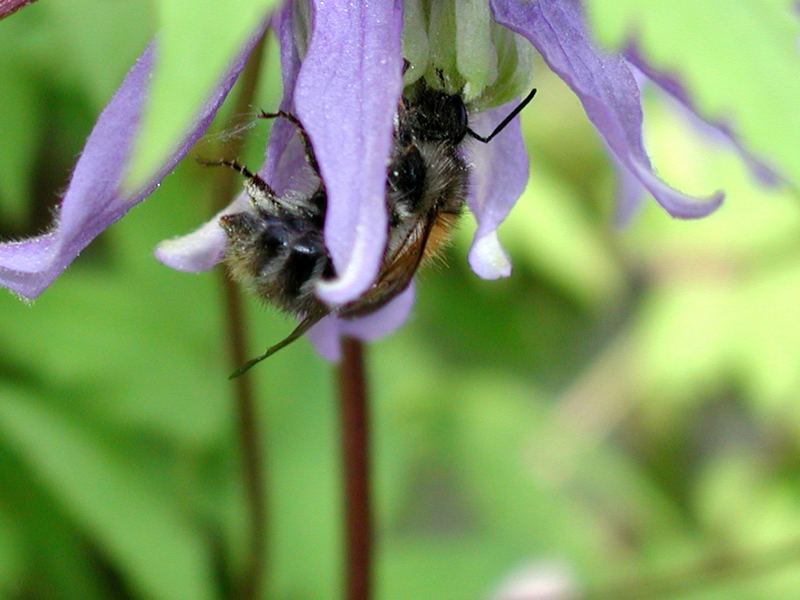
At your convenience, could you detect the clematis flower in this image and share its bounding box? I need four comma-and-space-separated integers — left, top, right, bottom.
612, 44, 783, 224
0, 0, 35, 21
1, 0, 733, 359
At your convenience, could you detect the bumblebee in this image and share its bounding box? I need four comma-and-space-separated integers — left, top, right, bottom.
207, 80, 536, 376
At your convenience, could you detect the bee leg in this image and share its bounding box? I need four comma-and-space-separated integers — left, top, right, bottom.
258, 110, 321, 178
196, 157, 279, 215
228, 311, 327, 379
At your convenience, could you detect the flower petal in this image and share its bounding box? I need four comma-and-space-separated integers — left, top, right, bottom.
612, 156, 646, 227
0, 45, 156, 299
156, 6, 303, 272
307, 284, 415, 362
0, 24, 266, 300
626, 46, 783, 189
155, 195, 249, 271
0, 0, 35, 20
465, 102, 528, 279
295, 0, 404, 305
490, 0, 724, 219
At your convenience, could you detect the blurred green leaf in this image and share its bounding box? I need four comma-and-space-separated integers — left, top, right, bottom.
127, 0, 277, 188
0, 388, 215, 600
0, 506, 23, 594
496, 166, 625, 309
0, 446, 109, 600
0, 58, 40, 226
41, 0, 153, 109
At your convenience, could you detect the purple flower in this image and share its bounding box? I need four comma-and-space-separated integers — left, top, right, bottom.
0, 0, 36, 20
0, 0, 732, 357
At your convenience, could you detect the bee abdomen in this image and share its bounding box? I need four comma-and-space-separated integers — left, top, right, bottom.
282, 235, 327, 298
222, 212, 333, 315
255, 221, 332, 313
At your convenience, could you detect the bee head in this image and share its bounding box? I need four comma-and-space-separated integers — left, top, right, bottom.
404, 86, 469, 144
220, 212, 261, 241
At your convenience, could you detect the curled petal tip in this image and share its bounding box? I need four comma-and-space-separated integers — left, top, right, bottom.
154, 195, 249, 272
628, 159, 724, 219
154, 228, 227, 272
469, 232, 512, 279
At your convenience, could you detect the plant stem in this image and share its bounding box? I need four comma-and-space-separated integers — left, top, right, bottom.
211, 33, 267, 600
338, 338, 372, 600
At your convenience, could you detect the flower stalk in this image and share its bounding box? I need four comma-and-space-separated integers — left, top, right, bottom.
337, 338, 373, 600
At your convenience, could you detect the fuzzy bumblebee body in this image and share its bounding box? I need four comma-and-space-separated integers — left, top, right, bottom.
212, 81, 536, 375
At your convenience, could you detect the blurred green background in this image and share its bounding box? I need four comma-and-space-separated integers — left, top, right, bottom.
2, 2, 800, 599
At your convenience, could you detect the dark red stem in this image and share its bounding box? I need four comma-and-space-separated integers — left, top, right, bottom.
338, 338, 372, 600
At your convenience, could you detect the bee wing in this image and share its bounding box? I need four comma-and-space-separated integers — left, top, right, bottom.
381, 215, 434, 285
341, 212, 435, 318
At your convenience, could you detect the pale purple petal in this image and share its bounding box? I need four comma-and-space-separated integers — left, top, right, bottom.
0, 22, 267, 299
626, 46, 783, 188
307, 284, 415, 362
264, 3, 306, 195
0, 0, 35, 20
0, 45, 156, 299
295, 0, 404, 305
155, 195, 249, 271
156, 6, 303, 272
490, 0, 723, 219
612, 156, 646, 227
465, 103, 528, 279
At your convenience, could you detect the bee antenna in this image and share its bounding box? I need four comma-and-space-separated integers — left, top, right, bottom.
228, 313, 326, 379
466, 87, 537, 144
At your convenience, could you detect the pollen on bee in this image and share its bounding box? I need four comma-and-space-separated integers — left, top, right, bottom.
423, 212, 460, 263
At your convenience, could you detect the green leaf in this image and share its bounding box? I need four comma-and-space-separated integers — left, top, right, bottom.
126, 0, 277, 189
0, 388, 215, 600
41, 0, 153, 109
0, 58, 39, 226
0, 447, 108, 600
586, 1, 800, 190
0, 507, 23, 594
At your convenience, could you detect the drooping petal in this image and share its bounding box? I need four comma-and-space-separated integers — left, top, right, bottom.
612, 155, 647, 227
465, 101, 529, 279
0, 23, 267, 300
490, 0, 724, 219
154, 195, 250, 271
156, 6, 303, 272
0, 0, 35, 20
626, 46, 783, 189
307, 284, 415, 362
295, 0, 404, 305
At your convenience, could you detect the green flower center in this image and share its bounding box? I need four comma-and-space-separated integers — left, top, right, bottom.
403, 0, 535, 109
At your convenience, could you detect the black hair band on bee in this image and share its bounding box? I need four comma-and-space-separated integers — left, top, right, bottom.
466, 87, 537, 144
